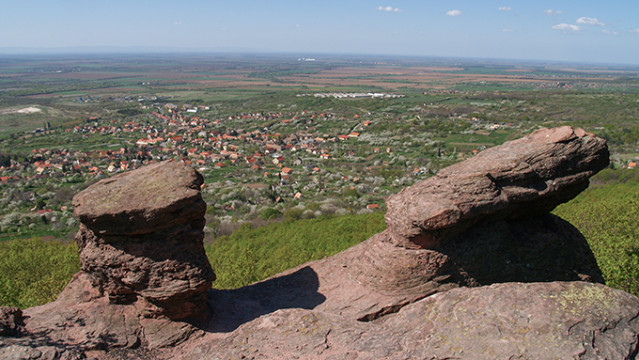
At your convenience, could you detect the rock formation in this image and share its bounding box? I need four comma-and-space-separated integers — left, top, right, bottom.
0, 161, 215, 357
385, 126, 609, 249
3, 127, 639, 360
192, 282, 639, 360
72, 160, 215, 319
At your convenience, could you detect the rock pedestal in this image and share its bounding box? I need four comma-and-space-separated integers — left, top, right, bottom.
3, 161, 215, 357
72, 160, 215, 319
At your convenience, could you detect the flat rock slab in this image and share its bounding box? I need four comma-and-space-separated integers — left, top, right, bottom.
73, 161, 205, 235
185, 282, 639, 360
385, 126, 609, 248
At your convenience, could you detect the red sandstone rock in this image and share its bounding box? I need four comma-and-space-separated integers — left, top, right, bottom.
205, 214, 603, 329
72, 161, 214, 318
385, 126, 609, 249
1, 161, 214, 358
73, 161, 206, 236
188, 282, 639, 360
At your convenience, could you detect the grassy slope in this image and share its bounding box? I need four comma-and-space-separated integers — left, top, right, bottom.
554, 169, 639, 296
206, 212, 386, 289
0, 238, 80, 308
2, 170, 639, 308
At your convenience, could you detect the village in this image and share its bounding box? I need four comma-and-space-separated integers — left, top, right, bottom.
3, 87, 637, 240
0, 100, 463, 239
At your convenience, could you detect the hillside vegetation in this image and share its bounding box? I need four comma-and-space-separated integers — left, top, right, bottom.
554, 168, 639, 296
0, 237, 80, 308
206, 211, 386, 289
1, 170, 638, 308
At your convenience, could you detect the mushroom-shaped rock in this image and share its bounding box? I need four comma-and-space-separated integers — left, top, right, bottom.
72, 161, 215, 319
385, 126, 609, 249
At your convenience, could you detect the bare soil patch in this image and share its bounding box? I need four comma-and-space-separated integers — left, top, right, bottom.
0, 106, 42, 115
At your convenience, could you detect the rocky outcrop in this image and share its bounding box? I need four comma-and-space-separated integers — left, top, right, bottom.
211, 126, 606, 323
385, 126, 609, 249
3, 161, 214, 355
190, 282, 639, 360
4, 127, 638, 360
72, 160, 215, 318
206, 213, 603, 328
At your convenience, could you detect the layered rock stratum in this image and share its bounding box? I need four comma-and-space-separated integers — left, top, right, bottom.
72, 161, 215, 318
385, 126, 610, 249
2, 126, 638, 360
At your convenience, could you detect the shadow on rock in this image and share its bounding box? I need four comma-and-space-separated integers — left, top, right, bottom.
438, 214, 604, 285
0, 325, 91, 359
206, 266, 325, 332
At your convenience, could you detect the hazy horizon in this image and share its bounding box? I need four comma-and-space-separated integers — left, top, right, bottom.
1, 1, 638, 65
2, 49, 639, 69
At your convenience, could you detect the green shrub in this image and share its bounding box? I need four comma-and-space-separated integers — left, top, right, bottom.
260, 208, 282, 221
0, 238, 80, 308
282, 207, 304, 222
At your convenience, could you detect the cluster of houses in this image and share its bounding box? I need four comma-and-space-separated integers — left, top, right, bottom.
0, 103, 391, 222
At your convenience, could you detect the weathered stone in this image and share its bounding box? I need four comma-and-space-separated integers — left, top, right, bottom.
74, 222, 214, 317
187, 282, 639, 360
72, 161, 214, 319
385, 126, 609, 248
205, 213, 602, 329
0, 161, 215, 358
0, 307, 24, 337
73, 160, 206, 236
17, 268, 199, 357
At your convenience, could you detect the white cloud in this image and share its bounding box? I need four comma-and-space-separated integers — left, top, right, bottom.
577, 17, 605, 26
552, 23, 581, 31
498, 6, 512, 11
545, 9, 562, 16
446, 9, 462, 17
378, 6, 400, 13
602, 29, 619, 36
173, 21, 182, 25
630, 29, 639, 34
502, 28, 513, 32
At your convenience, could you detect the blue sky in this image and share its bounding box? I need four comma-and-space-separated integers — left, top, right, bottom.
1, 1, 638, 64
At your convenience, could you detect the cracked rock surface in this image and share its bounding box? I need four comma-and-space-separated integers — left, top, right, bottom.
186, 282, 639, 360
